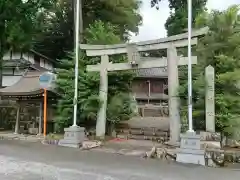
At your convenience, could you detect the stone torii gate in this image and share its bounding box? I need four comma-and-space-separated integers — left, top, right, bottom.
80, 27, 208, 142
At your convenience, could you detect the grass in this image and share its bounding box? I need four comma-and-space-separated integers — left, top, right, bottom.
46, 133, 64, 140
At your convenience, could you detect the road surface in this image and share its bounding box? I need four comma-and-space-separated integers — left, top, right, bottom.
0, 140, 239, 179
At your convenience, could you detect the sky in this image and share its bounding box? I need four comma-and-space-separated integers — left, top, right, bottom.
131, 0, 240, 42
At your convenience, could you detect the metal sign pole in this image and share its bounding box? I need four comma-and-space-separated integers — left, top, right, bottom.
39, 72, 55, 137
43, 88, 47, 137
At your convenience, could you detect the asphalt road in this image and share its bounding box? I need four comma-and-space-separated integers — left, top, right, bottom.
0, 140, 239, 180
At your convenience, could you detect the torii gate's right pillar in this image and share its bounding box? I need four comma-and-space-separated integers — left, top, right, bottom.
167, 45, 181, 143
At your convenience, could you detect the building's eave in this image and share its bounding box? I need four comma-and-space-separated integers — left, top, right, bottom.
30, 49, 57, 63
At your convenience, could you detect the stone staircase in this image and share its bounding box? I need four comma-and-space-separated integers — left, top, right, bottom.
116, 117, 170, 143
138, 104, 168, 117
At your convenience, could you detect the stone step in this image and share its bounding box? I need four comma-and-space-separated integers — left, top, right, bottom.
143, 108, 168, 117
117, 117, 169, 130
117, 133, 169, 142
117, 128, 168, 137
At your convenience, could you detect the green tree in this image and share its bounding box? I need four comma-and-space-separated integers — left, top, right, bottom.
54, 52, 100, 129
151, 0, 207, 36
55, 21, 135, 132
0, 0, 55, 87
179, 5, 240, 137
107, 93, 136, 135
34, 0, 142, 60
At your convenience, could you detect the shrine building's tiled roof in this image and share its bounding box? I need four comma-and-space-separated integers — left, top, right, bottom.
0, 70, 45, 97
0, 63, 56, 97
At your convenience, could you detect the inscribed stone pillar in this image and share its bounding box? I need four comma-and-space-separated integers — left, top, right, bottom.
96, 55, 109, 138
205, 65, 215, 132
167, 45, 180, 143
14, 105, 20, 134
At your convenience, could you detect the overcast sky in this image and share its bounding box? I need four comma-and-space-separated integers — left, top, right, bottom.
131, 0, 240, 42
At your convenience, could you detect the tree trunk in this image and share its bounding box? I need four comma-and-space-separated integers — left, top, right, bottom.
107, 123, 116, 137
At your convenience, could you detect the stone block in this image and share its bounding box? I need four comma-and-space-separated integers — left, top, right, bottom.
205, 151, 224, 167
28, 128, 38, 135
58, 126, 85, 148
177, 132, 206, 166
225, 139, 240, 148
201, 141, 221, 149
156, 148, 176, 161
177, 148, 205, 166
180, 133, 201, 150
200, 131, 220, 141
82, 140, 102, 150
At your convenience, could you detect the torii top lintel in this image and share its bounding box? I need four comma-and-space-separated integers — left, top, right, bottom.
80, 27, 208, 57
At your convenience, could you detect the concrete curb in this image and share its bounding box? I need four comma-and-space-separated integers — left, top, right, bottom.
0, 135, 42, 142
41, 139, 59, 145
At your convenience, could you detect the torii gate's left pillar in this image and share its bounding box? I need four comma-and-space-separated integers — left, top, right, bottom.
96, 55, 109, 138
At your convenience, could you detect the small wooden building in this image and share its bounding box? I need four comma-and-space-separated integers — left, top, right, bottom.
133, 67, 168, 102
0, 50, 56, 134
0, 68, 57, 134
132, 66, 168, 117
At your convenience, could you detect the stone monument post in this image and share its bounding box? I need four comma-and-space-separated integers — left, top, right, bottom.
205, 65, 215, 132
